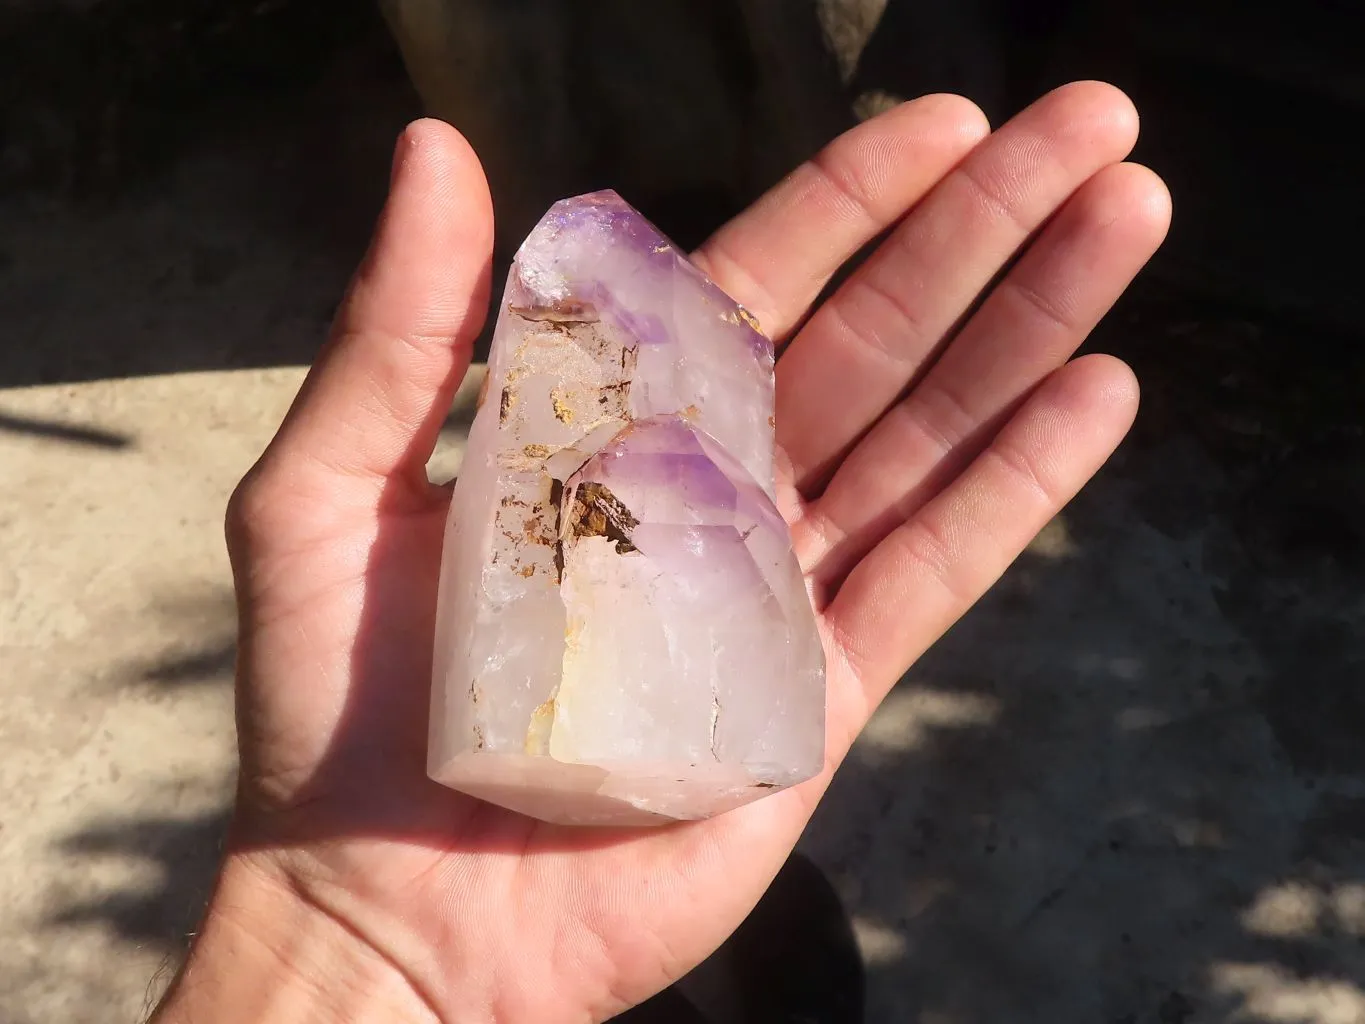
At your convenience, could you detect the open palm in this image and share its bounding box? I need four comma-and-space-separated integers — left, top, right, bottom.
184, 83, 1169, 1023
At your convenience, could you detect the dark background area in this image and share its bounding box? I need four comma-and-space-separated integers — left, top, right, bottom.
4, 0, 1362, 343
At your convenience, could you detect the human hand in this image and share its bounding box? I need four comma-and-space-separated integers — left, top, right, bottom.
154, 81, 1169, 1023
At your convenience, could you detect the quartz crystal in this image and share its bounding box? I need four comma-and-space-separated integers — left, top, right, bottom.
429, 190, 826, 826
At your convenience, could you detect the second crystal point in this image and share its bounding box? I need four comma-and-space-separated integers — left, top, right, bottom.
429, 190, 826, 826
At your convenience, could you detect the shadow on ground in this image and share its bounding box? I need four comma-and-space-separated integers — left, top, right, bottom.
35, 282, 1365, 1022
53, 807, 231, 954
796, 283, 1365, 1020
0, 0, 414, 389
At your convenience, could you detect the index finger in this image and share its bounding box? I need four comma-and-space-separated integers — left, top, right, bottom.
692, 94, 989, 342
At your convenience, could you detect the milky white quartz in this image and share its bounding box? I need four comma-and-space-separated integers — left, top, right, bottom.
429, 191, 825, 826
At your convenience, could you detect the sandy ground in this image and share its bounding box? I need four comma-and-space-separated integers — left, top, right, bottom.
2, 5, 1364, 1023
0, 364, 481, 1022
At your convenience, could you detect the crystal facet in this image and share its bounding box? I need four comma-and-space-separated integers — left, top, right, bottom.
429, 190, 826, 826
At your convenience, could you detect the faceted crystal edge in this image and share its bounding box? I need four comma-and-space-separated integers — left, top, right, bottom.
429, 188, 826, 826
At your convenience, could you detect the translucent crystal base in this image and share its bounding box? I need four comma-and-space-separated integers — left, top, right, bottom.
428, 191, 826, 825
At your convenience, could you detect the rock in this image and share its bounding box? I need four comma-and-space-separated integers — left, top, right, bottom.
428, 190, 825, 826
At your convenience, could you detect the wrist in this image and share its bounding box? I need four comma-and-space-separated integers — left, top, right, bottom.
152, 851, 442, 1024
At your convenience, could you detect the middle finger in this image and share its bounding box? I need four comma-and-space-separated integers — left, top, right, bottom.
776, 81, 1140, 495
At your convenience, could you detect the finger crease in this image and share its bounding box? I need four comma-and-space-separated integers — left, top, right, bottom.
1006, 275, 1078, 333
825, 613, 874, 692
364, 325, 458, 372
808, 144, 885, 234
832, 274, 930, 368
955, 163, 1034, 237
895, 514, 974, 607
800, 503, 849, 568
895, 380, 976, 460
982, 439, 1060, 507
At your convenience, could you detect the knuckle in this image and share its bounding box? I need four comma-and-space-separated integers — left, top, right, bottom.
809, 143, 882, 229
897, 514, 972, 606
225, 459, 291, 552
986, 439, 1059, 507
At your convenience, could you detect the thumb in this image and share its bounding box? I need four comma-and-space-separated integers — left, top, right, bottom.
264, 119, 494, 494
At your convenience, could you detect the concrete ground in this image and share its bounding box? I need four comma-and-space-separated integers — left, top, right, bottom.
2, 5, 1364, 1023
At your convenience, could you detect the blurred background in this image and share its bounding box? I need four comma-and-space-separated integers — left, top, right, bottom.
1, 1, 1361, 1021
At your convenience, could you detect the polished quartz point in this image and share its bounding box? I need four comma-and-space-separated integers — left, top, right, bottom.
428, 190, 825, 826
